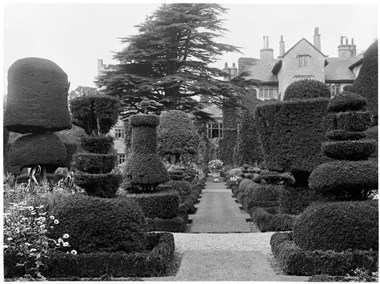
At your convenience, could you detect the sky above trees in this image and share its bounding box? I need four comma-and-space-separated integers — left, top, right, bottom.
2, 1, 377, 94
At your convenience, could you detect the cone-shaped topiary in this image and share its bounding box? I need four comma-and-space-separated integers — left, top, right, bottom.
124, 114, 170, 192
157, 110, 200, 163
283, 79, 331, 101
4, 57, 71, 134
7, 133, 67, 172
350, 40, 378, 121
293, 201, 378, 252
48, 194, 148, 254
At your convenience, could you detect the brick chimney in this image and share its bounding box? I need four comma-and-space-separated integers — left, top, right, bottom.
313, 27, 321, 50
260, 36, 274, 61
230, 63, 238, 78
279, 35, 285, 57
338, 36, 357, 58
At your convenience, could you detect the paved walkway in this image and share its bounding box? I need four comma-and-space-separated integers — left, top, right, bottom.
144, 181, 308, 281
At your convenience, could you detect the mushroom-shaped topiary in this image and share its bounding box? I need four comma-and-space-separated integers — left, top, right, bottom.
293, 201, 378, 252
124, 114, 170, 192
4, 57, 71, 134
158, 110, 200, 163
49, 194, 148, 254
283, 79, 331, 101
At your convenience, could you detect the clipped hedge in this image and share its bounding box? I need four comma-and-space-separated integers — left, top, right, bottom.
326, 130, 366, 141
49, 194, 147, 254
73, 172, 122, 198
270, 232, 378, 276
321, 140, 376, 160
5, 233, 174, 278
8, 133, 67, 170
327, 91, 367, 112
5, 57, 71, 134
165, 180, 193, 202
336, 111, 372, 132
255, 98, 329, 173
250, 207, 295, 232
322, 113, 337, 132
80, 135, 113, 154
309, 160, 378, 200
293, 201, 378, 252
279, 186, 318, 215
72, 153, 116, 173
124, 191, 180, 219
146, 217, 187, 232
283, 79, 331, 101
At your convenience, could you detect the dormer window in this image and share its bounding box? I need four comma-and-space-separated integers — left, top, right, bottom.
297, 55, 311, 67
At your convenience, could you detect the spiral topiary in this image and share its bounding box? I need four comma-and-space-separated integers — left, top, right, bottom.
283, 79, 331, 101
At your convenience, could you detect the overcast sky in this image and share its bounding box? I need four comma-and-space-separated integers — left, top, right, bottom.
2, 1, 378, 94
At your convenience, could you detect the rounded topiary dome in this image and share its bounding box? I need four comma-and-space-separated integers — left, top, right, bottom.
7, 133, 67, 170
158, 110, 200, 156
5, 57, 71, 134
293, 201, 378, 252
49, 194, 147, 254
327, 91, 367, 113
283, 79, 331, 101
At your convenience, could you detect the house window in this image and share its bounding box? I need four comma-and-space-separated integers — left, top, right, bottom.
298, 55, 310, 67
327, 83, 340, 97
114, 127, 125, 139
258, 87, 278, 100
117, 154, 127, 165
294, 75, 314, 81
207, 123, 223, 139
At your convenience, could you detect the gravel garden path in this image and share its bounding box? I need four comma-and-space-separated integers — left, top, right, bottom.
144, 181, 308, 281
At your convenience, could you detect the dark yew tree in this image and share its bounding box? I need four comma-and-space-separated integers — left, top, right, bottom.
96, 3, 246, 121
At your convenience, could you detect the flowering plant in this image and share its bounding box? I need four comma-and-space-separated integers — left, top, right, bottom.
208, 159, 223, 172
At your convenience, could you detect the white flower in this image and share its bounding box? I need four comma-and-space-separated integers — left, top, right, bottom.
63, 234, 70, 239
71, 250, 77, 255
30, 248, 37, 252
25, 242, 31, 246
54, 219, 59, 224
7, 237, 13, 241
58, 238, 63, 243
50, 216, 55, 220
63, 242, 69, 247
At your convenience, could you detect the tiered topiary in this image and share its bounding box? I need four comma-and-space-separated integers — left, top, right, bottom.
271, 91, 378, 276
157, 110, 200, 164
70, 93, 122, 198
4, 57, 71, 181
122, 114, 187, 232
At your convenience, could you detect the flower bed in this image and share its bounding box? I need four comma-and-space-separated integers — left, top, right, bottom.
5, 232, 175, 279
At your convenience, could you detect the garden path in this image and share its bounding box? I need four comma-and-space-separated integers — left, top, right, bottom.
144, 181, 308, 281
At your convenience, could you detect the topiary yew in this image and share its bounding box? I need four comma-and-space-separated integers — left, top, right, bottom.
283, 79, 331, 101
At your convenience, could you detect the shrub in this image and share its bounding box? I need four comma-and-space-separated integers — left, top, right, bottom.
283, 79, 331, 101
238, 178, 256, 194
165, 180, 192, 202
351, 40, 378, 120
327, 91, 367, 112
336, 111, 372, 132
48, 194, 147, 254
73, 172, 122, 198
293, 201, 378, 252
250, 184, 281, 202
255, 98, 329, 173
309, 160, 378, 200
321, 140, 376, 160
250, 207, 295, 232
326, 130, 366, 141
157, 110, 200, 160
8, 133, 67, 171
279, 186, 318, 215
124, 191, 180, 219
70, 94, 120, 135
123, 115, 169, 192
62, 143, 78, 169
5, 57, 71, 134
80, 135, 113, 154
72, 153, 116, 173
270, 232, 378, 276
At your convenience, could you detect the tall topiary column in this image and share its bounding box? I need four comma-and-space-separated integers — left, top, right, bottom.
70, 93, 122, 198
5, 57, 71, 181
219, 98, 238, 166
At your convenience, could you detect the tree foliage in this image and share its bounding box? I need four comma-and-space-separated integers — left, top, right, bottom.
96, 3, 247, 121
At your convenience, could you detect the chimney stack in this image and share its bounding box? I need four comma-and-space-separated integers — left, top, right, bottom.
260, 35, 274, 61
313, 27, 321, 50
338, 36, 357, 58
230, 63, 238, 78
279, 35, 285, 57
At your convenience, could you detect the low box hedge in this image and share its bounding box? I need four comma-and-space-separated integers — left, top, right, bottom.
146, 216, 187, 232
270, 232, 378, 276
124, 191, 180, 219
250, 207, 295, 232
5, 232, 175, 279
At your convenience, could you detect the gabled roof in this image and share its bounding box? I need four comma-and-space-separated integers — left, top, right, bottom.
242, 58, 279, 83
348, 57, 364, 70
279, 38, 327, 58
325, 55, 363, 82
